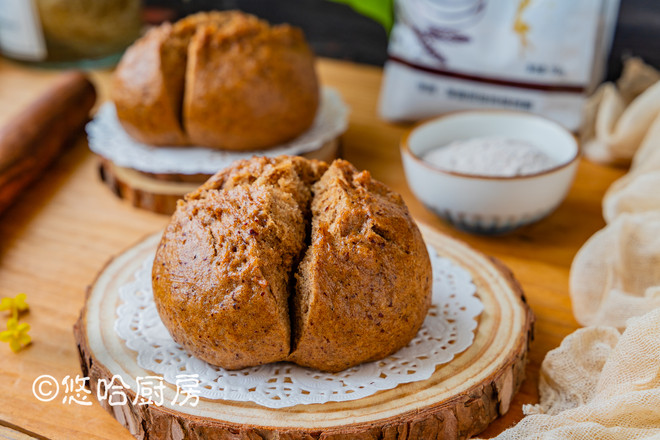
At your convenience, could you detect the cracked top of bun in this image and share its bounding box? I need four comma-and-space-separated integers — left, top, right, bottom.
152, 156, 431, 372
112, 11, 319, 151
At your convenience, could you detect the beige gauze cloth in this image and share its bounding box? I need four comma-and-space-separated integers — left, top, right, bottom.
488, 59, 660, 439
572, 58, 660, 328
490, 308, 660, 439
582, 58, 660, 165
570, 212, 660, 328
603, 114, 660, 222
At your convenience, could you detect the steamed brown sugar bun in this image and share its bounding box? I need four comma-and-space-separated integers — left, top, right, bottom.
152, 156, 432, 372
112, 11, 319, 150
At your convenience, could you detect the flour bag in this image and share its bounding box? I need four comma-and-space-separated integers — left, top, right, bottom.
379, 0, 620, 130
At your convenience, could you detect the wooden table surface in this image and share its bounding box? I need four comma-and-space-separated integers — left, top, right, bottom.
0, 57, 625, 440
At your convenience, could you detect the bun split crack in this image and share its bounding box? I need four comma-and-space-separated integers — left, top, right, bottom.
112, 11, 319, 151
152, 156, 432, 372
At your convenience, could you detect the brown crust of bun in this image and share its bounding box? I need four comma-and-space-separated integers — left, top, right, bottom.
111, 23, 189, 146
184, 15, 318, 150
152, 156, 432, 372
112, 11, 319, 150
287, 160, 432, 371
152, 156, 327, 369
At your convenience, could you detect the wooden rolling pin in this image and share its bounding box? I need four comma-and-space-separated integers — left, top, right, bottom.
0, 71, 96, 216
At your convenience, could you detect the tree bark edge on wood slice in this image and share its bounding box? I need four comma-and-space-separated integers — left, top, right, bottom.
74, 224, 534, 440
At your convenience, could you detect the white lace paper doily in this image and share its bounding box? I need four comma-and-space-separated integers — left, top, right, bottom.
115, 245, 483, 409
87, 87, 349, 175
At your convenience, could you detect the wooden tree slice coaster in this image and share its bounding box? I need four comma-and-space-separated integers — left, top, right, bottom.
98, 138, 341, 215
74, 223, 534, 440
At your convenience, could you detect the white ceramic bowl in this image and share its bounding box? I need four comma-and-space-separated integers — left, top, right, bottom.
401, 111, 579, 234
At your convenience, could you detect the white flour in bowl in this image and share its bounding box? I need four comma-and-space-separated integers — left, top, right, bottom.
423, 136, 557, 177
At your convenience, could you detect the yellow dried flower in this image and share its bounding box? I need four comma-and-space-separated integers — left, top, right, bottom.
0, 293, 29, 320
0, 317, 31, 353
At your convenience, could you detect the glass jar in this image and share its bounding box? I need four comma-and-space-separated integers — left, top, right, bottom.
0, 0, 142, 67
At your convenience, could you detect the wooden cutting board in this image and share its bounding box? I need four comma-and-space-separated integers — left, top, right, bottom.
0, 57, 626, 440
74, 223, 533, 440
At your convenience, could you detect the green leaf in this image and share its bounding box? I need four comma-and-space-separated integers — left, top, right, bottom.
329, 0, 394, 33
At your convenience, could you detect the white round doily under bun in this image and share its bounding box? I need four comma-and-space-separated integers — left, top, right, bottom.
115, 244, 483, 409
